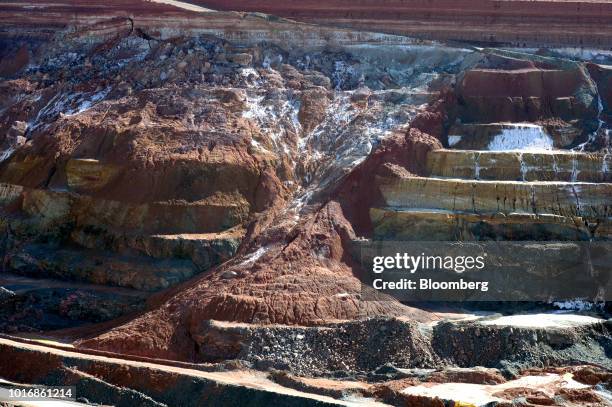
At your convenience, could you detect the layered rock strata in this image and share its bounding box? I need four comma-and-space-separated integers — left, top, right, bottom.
379, 176, 611, 218
0, 7, 464, 337
427, 149, 612, 182
373, 148, 612, 241
194, 0, 612, 48
0, 3, 611, 405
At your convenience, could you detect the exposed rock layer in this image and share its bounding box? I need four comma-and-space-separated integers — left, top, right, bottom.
195, 0, 612, 48
0, 4, 611, 405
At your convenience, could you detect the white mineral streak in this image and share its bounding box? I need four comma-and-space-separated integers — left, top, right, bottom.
149, 0, 213, 12
479, 313, 602, 328
487, 123, 554, 151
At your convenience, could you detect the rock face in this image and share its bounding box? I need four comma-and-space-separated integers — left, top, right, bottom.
0, 273, 147, 332
0, 2, 612, 405
447, 122, 582, 150
192, 318, 439, 373
434, 315, 612, 370
65, 159, 121, 191
448, 52, 604, 149
588, 63, 612, 124
372, 147, 612, 242
0, 4, 459, 358
456, 66, 598, 124
6, 243, 198, 291
379, 176, 611, 218
427, 150, 611, 182
371, 208, 603, 241
194, 0, 612, 48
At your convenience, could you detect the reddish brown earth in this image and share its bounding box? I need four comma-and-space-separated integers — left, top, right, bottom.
76, 127, 442, 361
0, 4, 451, 358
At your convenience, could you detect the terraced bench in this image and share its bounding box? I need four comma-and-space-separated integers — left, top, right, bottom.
370, 207, 610, 241
379, 176, 612, 218
427, 149, 611, 182
371, 148, 612, 241
0, 182, 248, 234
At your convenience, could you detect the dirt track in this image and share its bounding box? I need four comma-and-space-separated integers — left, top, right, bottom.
0, 335, 376, 406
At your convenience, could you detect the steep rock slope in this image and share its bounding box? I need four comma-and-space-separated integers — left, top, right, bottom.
0, 7, 469, 337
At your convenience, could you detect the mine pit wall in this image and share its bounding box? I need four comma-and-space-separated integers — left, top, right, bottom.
0, 10, 466, 333
2, 5, 611, 84
194, 0, 612, 48
0, 7, 467, 84
2, 2, 612, 77
1, 1, 611, 366
3, 0, 612, 49
0, 7, 431, 49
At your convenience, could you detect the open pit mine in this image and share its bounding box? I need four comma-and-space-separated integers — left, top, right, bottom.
0, 0, 611, 406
